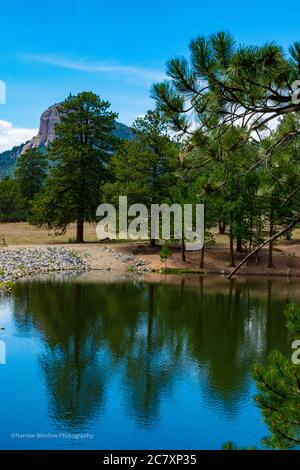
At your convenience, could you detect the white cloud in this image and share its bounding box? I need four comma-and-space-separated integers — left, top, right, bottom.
0, 120, 37, 152
26, 54, 166, 84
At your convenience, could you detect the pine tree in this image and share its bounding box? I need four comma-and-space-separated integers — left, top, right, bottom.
0, 178, 25, 222
14, 148, 48, 215
253, 304, 300, 448
30, 92, 118, 242
152, 32, 300, 261
104, 110, 177, 246
152, 32, 300, 147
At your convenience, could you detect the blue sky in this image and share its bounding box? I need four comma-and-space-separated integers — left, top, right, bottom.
0, 0, 299, 151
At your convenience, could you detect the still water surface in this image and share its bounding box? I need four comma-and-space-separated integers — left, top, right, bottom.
0, 275, 296, 449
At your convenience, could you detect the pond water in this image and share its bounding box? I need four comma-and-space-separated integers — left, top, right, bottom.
0, 274, 296, 449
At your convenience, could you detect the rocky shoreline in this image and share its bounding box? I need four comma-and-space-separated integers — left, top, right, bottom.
99, 245, 151, 273
0, 247, 90, 292
0, 245, 153, 292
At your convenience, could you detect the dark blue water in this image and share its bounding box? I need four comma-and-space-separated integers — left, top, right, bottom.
0, 276, 294, 449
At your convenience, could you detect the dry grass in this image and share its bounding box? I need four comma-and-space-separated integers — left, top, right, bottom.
0, 222, 100, 245
1, 222, 300, 248
211, 227, 300, 246
0, 222, 229, 247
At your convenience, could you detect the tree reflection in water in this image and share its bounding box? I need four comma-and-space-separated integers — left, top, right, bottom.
11, 277, 291, 429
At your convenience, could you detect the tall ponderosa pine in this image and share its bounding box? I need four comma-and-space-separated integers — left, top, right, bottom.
152, 32, 300, 272
152, 32, 300, 146
31, 92, 118, 242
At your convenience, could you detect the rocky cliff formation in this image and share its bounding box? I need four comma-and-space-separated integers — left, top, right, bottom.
21, 104, 61, 154
0, 103, 134, 176
20, 103, 134, 155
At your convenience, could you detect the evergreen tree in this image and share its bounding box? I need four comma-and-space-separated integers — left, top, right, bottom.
0, 178, 25, 222
14, 148, 48, 215
224, 303, 300, 450
30, 92, 118, 242
175, 125, 260, 267
253, 304, 300, 448
152, 32, 300, 148
152, 32, 300, 263
104, 110, 177, 246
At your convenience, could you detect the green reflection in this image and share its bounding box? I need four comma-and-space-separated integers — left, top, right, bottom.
11, 276, 292, 428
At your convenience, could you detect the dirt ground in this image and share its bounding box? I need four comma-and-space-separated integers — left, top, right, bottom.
2, 222, 300, 277
5, 241, 300, 278
116, 241, 300, 276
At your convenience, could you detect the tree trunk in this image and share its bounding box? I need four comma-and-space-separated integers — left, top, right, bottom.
181, 238, 186, 262
230, 233, 235, 267
200, 199, 206, 269
285, 229, 292, 240
247, 215, 253, 266
268, 208, 274, 268
229, 212, 235, 267
236, 236, 243, 253
149, 238, 156, 248
268, 240, 273, 268
76, 218, 84, 243
248, 213, 253, 252
227, 213, 300, 279
218, 220, 226, 235
200, 245, 205, 269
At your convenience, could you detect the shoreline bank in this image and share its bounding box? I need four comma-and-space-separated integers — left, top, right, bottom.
2, 241, 300, 292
